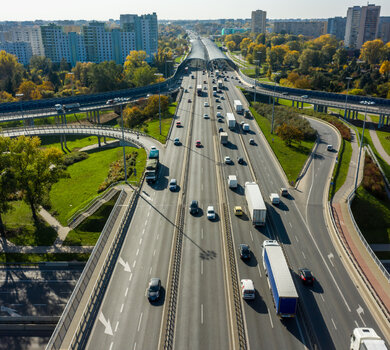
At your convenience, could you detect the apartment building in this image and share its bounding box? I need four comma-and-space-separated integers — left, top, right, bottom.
251, 10, 267, 34
327, 17, 346, 41
273, 20, 327, 37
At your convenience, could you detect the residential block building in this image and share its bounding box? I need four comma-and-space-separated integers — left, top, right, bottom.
251, 10, 267, 34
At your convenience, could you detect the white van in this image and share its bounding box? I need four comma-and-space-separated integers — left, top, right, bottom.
240, 279, 255, 299
269, 193, 280, 205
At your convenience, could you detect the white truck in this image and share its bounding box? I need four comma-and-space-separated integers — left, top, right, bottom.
234, 100, 243, 114
220, 132, 228, 145
227, 113, 236, 129
350, 328, 388, 350
244, 182, 266, 225
218, 79, 223, 89
228, 175, 238, 189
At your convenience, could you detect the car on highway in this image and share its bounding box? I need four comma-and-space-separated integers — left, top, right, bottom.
282, 92, 289, 96
176, 121, 182, 127
239, 244, 251, 259
327, 144, 333, 151
301, 95, 308, 99
204, 102, 209, 107
298, 268, 314, 285
203, 113, 209, 119
240, 279, 255, 300
280, 188, 289, 197
195, 140, 201, 148
218, 127, 224, 133
215, 98, 220, 103
249, 138, 255, 145
207, 206, 216, 220
203, 86, 207, 90
106, 99, 114, 104
173, 138, 180, 146
188, 98, 191, 103
184, 89, 188, 93
216, 112, 222, 117
218, 118, 223, 123
234, 206, 243, 216
224, 156, 233, 164
237, 157, 244, 165
169, 178, 177, 191
217, 105, 222, 109
189, 200, 199, 215
220, 96, 225, 100
147, 278, 161, 301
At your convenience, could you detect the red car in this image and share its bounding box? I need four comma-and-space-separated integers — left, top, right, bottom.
176, 121, 182, 128
195, 140, 201, 148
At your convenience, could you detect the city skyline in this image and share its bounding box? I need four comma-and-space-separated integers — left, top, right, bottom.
1, 0, 390, 21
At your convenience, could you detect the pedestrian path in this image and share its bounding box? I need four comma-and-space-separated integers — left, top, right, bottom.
367, 115, 390, 165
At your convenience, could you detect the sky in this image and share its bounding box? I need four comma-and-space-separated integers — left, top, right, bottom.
1, 0, 389, 21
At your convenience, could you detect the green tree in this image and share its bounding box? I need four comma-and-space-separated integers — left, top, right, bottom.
0, 50, 24, 94
0, 137, 17, 236
298, 49, 321, 73
29, 56, 53, 76
276, 123, 304, 146
9, 136, 67, 222
132, 65, 157, 87
226, 41, 236, 51
88, 61, 124, 92
359, 39, 384, 65
143, 95, 169, 118
123, 106, 144, 128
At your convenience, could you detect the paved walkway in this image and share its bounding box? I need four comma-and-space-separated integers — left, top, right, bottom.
39, 208, 71, 245
367, 116, 390, 165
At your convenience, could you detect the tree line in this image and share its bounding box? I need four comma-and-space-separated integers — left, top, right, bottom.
220, 33, 390, 98
0, 136, 66, 235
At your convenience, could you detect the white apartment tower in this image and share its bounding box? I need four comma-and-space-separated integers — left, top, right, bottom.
251, 10, 267, 34
9, 26, 44, 56
344, 4, 381, 48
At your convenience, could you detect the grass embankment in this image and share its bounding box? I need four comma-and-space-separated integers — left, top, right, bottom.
376, 130, 390, 158
40, 134, 114, 151
134, 102, 177, 143
0, 253, 90, 263
50, 146, 146, 225
64, 193, 120, 246
249, 106, 315, 183
351, 186, 390, 245
3, 201, 57, 246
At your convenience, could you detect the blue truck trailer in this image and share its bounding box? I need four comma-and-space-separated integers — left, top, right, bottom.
145, 147, 160, 183
262, 240, 298, 318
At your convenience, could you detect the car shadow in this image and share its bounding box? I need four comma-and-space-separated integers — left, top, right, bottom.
231, 183, 245, 196
149, 286, 165, 307
244, 290, 268, 314
277, 201, 289, 212
242, 251, 258, 267
224, 142, 238, 150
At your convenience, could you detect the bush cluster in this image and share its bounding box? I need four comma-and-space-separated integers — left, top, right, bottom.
63, 151, 89, 166
253, 102, 317, 141
98, 151, 138, 192
363, 154, 386, 199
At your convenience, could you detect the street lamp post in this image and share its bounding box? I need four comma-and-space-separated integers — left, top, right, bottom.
154, 73, 164, 135
271, 73, 280, 134
253, 60, 259, 102
120, 104, 128, 183
354, 100, 375, 192
344, 77, 352, 120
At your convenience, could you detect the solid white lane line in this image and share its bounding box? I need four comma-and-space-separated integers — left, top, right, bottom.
267, 308, 274, 328
153, 249, 156, 256
354, 320, 359, 328
201, 304, 204, 325
331, 318, 337, 330
125, 287, 128, 297
133, 260, 136, 268
109, 342, 114, 350
257, 264, 262, 278
139, 238, 143, 245
136, 249, 139, 256
133, 342, 136, 350
156, 233, 160, 240
129, 273, 133, 282
320, 295, 325, 302
149, 267, 152, 275
201, 228, 204, 240
249, 231, 254, 241
120, 304, 124, 313
302, 251, 306, 259
289, 222, 292, 228
115, 321, 119, 332
147, 210, 150, 218
142, 228, 145, 235
201, 260, 203, 275
295, 235, 299, 242
137, 313, 143, 332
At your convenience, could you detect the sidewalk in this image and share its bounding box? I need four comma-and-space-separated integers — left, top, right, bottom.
367, 116, 390, 165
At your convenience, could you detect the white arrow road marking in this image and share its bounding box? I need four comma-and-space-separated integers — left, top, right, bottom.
1, 306, 21, 317
327, 253, 335, 267
98, 312, 113, 336
118, 257, 131, 272
356, 305, 366, 327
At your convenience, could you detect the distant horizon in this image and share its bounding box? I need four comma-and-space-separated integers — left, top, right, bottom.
0, 0, 389, 22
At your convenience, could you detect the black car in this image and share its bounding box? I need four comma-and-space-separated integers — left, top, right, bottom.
239, 244, 251, 259
298, 268, 314, 285
218, 127, 224, 133
237, 157, 244, 165
147, 278, 161, 301
189, 200, 199, 215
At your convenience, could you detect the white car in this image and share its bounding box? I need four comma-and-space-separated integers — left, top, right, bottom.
224, 156, 233, 164
216, 112, 222, 117
327, 144, 333, 151
203, 114, 209, 119
204, 102, 209, 107
169, 179, 177, 191
207, 206, 216, 220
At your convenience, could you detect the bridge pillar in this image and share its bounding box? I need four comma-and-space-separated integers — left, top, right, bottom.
386, 115, 389, 126
344, 108, 348, 119
97, 111, 101, 147
301, 101, 304, 109
292, 100, 295, 107
313, 104, 317, 112
324, 106, 328, 113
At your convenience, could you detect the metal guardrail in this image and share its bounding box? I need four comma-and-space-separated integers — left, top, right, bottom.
46, 189, 128, 349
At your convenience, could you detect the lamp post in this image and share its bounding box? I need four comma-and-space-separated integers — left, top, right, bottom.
354, 100, 375, 192
15, 93, 24, 123
271, 73, 280, 134
120, 104, 128, 183
344, 77, 352, 120
253, 60, 259, 102
154, 73, 164, 135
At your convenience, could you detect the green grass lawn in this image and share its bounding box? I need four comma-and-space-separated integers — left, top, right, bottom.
329, 139, 353, 199
50, 146, 146, 225
134, 102, 177, 143
376, 129, 390, 157
63, 193, 119, 246
351, 186, 390, 244
33, 110, 114, 126
250, 106, 315, 183
0, 253, 90, 263
3, 201, 57, 246
40, 135, 114, 151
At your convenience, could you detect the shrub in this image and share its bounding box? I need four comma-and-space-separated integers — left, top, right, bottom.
63, 151, 89, 166
362, 154, 386, 199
